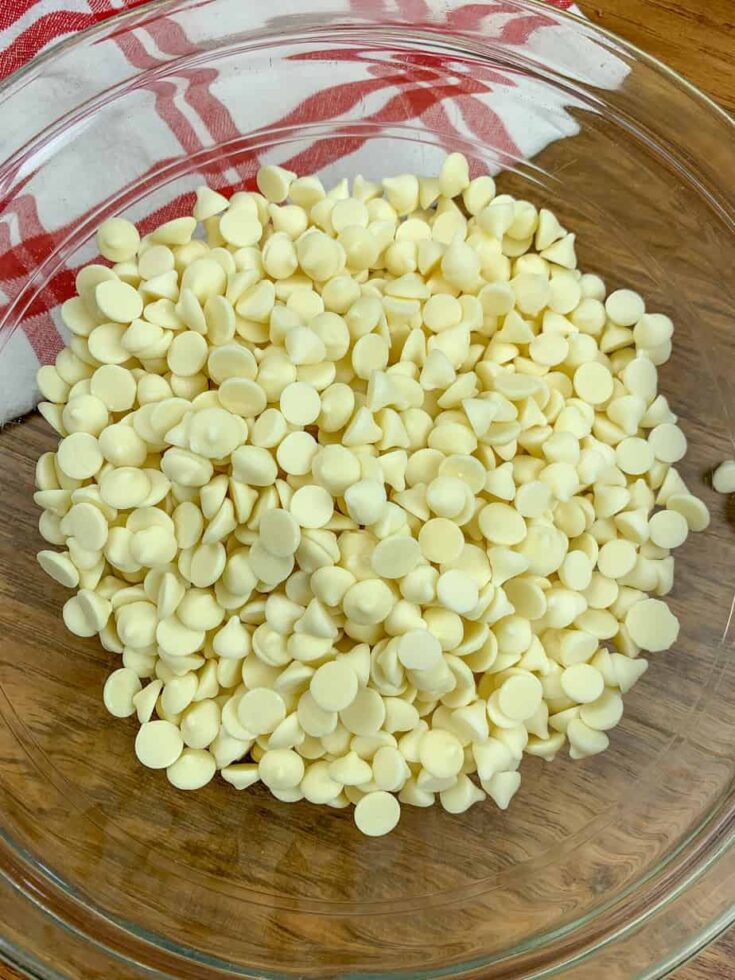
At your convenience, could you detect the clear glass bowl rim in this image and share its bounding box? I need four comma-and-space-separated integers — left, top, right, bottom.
0, 1, 734, 978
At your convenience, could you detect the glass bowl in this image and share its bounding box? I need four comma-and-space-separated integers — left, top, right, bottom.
1, 1, 734, 977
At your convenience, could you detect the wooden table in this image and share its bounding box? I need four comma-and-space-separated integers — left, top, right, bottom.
1, 0, 733, 977
585, 0, 735, 115
568, 7, 735, 973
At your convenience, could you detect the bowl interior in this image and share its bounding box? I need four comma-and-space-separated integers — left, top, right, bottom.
1, 2, 734, 977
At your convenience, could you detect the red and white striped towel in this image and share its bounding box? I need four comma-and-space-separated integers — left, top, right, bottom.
0, 0, 625, 425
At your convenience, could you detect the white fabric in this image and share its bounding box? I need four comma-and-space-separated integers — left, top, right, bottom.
0, 1, 629, 424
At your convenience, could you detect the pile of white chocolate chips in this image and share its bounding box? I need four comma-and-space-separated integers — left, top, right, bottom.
34, 154, 711, 836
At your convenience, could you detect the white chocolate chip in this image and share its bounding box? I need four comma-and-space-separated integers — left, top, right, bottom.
135, 720, 184, 769
259, 749, 304, 789
625, 598, 679, 651
648, 423, 687, 463
371, 536, 421, 579
280, 381, 321, 426
257, 165, 297, 203
97, 218, 140, 263
605, 289, 645, 326
95, 280, 143, 323
573, 362, 613, 405
103, 668, 142, 718
310, 661, 359, 712
418, 729, 463, 779
354, 790, 401, 836
167, 748, 216, 790
57, 432, 103, 480
33, 155, 708, 836
419, 518, 464, 563
649, 509, 688, 549
713, 459, 735, 494
37, 550, 80, 588
289, 485, 334, 529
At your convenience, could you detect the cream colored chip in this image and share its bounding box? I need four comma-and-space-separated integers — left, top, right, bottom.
55, 432, 103, 480
597, 539, 637, 579
168, 331, 208, 376
310, 661, 359, 712
479, 503, 526, 546
648, 423, 687, 463
218, 378, 266, 418
561, 664, 605, 704
260, 509, 301, 557
354, 791, 401, 837
392, 631, 439, 673
371, 536, 421, 579
87, 323, 130, 364
135, 720, 184, 769
91, 365, 137, 412
418, 518, 464, 564
605, 288, 645, 326
426, 476, 467, 518
220, 209, 262, 248
238, 687, 286, 735
276, 431, 318, 476
103, 667, 142, 718
231, 445, 277, 486
713, 459, 735, 494
99, 468, 152, 509
616, 437, 654, 475
497, 674, 543, 721
208, 344, 257, 384
344, 479, 387, 526
290, 485, 334, 529
440, 454, 486, 494
133, 680, 163, 724
167, 749, 216, 790
259, 749, 304, 790
340, 686, 386, 735
97, 218, 140, 263
95, 280, 143, 323
342, 579, 394, 627
63, 502, 109, 551
418, 729, 463, 779
62, 395, 108, 436
189, 407, 243, 459
37, 550, 80, 588
280, 381, 321, 426
666, 493, 710, 532
252, 541, 296, 587
436, 569, 478, 615
559, 551, 593, 591
32, 156, 709, 835
573, 362, 613, 405
514, 480, 552, 519
257, 164, 296, 203
649, 509, 688, 549
625, 597, 680, 651
251, 409, 287, 449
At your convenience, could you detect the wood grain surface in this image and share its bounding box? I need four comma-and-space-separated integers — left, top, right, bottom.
1, 0, 733, 978
581, 5, 735, 979
585, 0, 735, 114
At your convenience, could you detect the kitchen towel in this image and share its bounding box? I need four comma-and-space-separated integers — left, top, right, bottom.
0, 0, 626, 425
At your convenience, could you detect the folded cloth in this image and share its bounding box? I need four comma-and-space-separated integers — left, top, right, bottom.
0, 0, 626, 425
